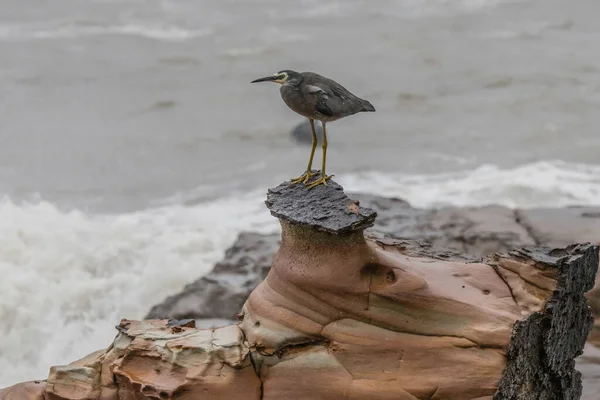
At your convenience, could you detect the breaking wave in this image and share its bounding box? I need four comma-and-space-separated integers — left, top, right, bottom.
341, 160, 600, 209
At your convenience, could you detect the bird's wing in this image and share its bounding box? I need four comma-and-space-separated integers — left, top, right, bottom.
303, 72, 372, 117
302, 72, 355, 99
306, 84, 332, 97
305, 84, 336, 116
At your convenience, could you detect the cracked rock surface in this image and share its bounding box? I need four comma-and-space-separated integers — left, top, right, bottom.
265, 180, 377, 234
3, 178, 597, 400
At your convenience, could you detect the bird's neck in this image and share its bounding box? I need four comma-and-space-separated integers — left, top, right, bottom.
281, 83, 300, 92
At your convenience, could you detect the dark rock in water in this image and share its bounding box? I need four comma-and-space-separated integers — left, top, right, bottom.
146, 231, 279, 320
290, 119, 323, 145
351, 194, 536, 256
366, 230, 480, 263
515, 207, 600, 246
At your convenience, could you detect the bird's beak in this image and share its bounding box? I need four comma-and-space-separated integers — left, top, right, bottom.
251, 75, 279, 83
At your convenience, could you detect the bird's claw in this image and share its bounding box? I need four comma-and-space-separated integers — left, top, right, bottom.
290, 170, 319, 185
306, 175, 333, 190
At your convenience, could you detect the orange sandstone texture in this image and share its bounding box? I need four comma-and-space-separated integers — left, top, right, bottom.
0, 381, 44, 400
1, 180, 597, 400
2, 320, 261, 400
241, 227, 595, 400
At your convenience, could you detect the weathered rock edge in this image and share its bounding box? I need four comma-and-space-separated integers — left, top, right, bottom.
1, 179, 597, 400
493, 245, 598, 400
146, 195, 600, 344
265, 179, 377, 234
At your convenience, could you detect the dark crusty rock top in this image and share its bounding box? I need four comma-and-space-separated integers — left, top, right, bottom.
265, 177, 377, 235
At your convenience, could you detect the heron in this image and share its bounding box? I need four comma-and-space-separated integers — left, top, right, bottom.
251, 70, 375, 189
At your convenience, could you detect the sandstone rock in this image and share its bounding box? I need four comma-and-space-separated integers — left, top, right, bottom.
4, 179, 596, 399
148, 195, 600, 325
144, 193, 600, 400
145, 193, 417, 321
0, 381, 44, 400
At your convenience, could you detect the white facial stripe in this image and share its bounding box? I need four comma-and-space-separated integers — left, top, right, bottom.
276, 72, 288, 81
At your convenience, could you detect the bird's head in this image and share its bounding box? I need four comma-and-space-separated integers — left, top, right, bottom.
251, 70, 302, 86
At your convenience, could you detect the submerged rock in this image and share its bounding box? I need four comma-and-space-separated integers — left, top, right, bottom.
290, 119, 324, 145
147, 231, 279, 321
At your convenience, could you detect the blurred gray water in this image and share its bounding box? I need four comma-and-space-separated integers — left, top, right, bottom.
0, 0, 599, 213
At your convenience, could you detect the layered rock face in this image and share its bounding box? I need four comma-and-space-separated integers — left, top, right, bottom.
146, 195, 600, 346
2, 179, 597, 400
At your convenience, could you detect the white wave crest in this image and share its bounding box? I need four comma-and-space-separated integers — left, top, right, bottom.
340, 160, 600, 209
366, 0, 528, 18
0, 192, 276, 387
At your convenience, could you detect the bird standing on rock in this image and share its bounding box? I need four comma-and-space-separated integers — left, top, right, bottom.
251, 70, 375, 189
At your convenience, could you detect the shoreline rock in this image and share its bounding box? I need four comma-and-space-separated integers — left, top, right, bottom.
147, 193, 600, 347
4, 179, 597, 399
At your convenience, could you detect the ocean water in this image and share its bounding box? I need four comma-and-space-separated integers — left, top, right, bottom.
1, 0, 600, 389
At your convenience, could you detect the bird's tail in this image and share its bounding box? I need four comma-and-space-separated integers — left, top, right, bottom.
361, 99, 376, 112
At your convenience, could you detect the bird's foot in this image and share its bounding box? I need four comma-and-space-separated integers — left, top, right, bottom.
290, 170, 319, 185
306, 174, 333, 190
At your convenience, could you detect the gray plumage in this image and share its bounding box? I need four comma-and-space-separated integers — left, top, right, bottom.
252, 70, 375, 122
251, 69, 375, 189
281, 71, 375, 122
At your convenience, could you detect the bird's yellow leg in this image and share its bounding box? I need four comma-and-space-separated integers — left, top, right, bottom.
290, 119, 320, 185
306, 122, 333, 189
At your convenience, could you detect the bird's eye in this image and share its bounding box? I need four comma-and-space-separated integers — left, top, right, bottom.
278, 73, 287, 81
